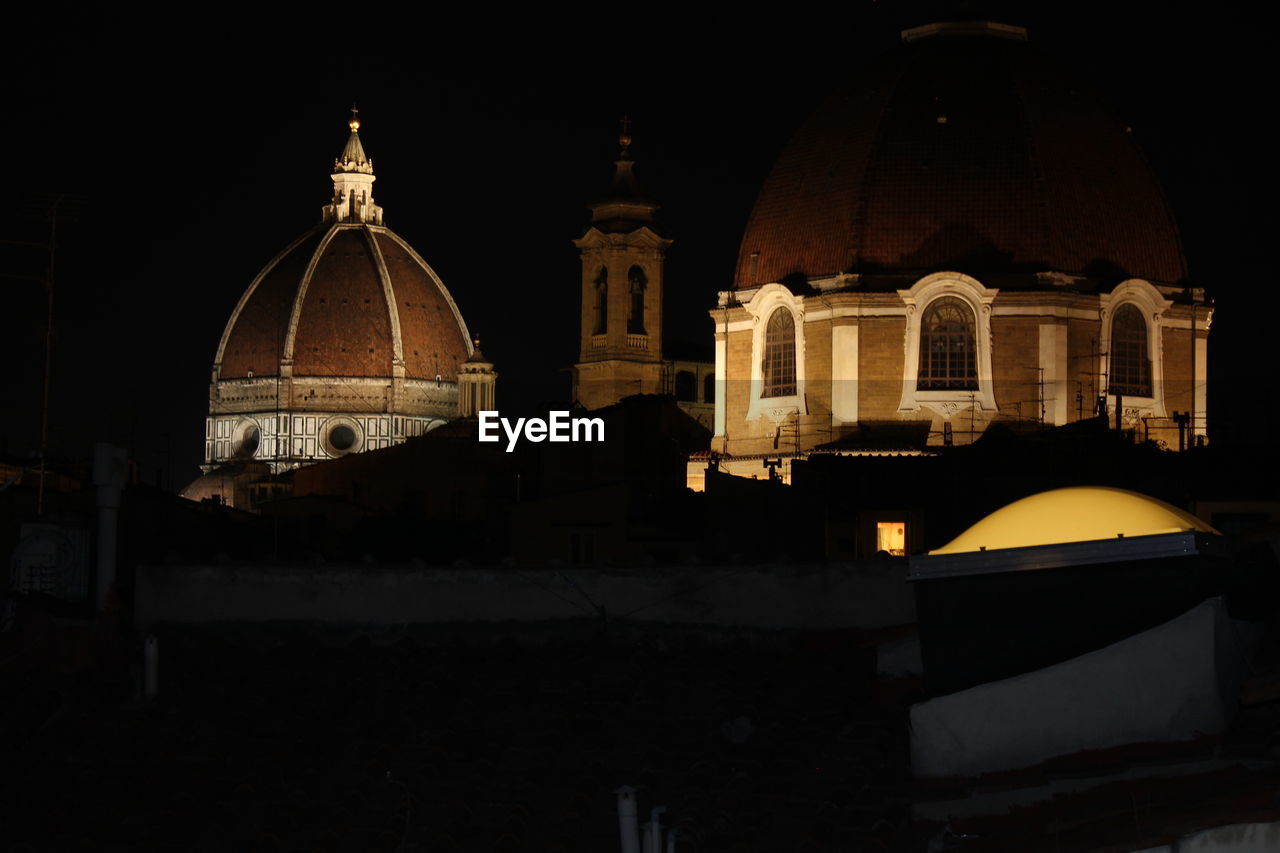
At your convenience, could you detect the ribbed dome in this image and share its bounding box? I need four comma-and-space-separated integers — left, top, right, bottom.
735, 23, 1188, 289
930, 487, 1218, 555
215, 222, 472, 382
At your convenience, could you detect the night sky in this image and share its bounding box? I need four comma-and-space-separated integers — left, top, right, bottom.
3, 3, 1273, 489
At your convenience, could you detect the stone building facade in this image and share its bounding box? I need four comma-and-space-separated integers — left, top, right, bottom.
572, 132, 671, 411
709, 22, 1210, 478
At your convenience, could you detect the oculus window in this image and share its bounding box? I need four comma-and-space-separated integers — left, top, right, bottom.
235, 424, 260, 458
329, 425, 356, 452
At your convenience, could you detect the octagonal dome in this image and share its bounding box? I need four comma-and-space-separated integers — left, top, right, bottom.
215, 222, 472, 383
735, 21, 1188, 289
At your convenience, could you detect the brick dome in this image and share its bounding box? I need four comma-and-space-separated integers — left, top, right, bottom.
215, 222, 472, 382
198, 117, 493, 484
734, 22, 1188, 289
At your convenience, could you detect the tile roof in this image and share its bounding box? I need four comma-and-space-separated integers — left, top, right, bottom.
735, 35, 1188, 289
218, 225, 470, 382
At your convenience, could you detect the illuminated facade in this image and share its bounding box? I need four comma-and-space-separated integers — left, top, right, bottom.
569, 131, 717, 432
710, 22, 1210, 479
572, 132, 671, 411
188, 115, 495, 499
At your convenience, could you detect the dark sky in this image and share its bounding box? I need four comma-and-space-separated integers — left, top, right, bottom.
2, 2, 1273, 488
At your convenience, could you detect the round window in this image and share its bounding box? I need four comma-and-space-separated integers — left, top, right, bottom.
329, 424, 356, 451
236, 425, 260, 458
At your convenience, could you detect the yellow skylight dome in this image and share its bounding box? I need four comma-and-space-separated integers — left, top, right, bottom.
929, 487, 1219, 555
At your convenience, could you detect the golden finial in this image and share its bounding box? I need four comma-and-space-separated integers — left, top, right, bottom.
349, 103, 361, 132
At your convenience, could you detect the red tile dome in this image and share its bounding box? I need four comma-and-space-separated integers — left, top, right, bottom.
734, 23, 1188, 289
215, 222, 472, 382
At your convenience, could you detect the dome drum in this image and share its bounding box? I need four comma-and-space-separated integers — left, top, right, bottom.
204, 411, 450, 468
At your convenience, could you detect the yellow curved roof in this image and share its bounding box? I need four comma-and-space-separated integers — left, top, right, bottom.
929, 487, 1218, 555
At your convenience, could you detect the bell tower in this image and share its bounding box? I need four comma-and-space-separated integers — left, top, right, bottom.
572, 121, 672, 410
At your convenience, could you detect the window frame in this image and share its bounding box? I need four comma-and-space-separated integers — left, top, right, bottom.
592, 266, 608, 335
898, 272, 999, 416
1098, 279, 1172, 419
1108, 303, 1152, 398
626, 265, 647, 335
744, 284, 808, 423
917, 296, 979, 392
762, 308, 798, 398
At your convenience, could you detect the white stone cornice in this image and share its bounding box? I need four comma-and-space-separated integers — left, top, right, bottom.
573, 226, 672, 251
1098, 278, 1174, 318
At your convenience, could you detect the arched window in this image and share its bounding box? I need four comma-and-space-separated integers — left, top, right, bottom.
1109, 304, 1151, 397
703, 373, 715, 404
592, 267, 608, 335
674, 370, 696, 401
918, 297, 977, 390
627, 265, 647, 334
762, 308, 797, 398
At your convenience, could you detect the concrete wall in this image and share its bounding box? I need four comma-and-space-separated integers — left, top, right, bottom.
1132, 821, 1280, 853
909, 598, 1253, 779
136, 562, 916, 631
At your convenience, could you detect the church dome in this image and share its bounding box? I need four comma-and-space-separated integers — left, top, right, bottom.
217, 225, 472, 382
929, 486, 1218, 555
215, 118, 472, 384
734, 21, 1188, 289
197, 115, 494, 486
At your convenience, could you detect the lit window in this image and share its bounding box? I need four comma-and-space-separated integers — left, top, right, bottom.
762, 308, 796, 398
918, 297, 977, 390
1109, 304, 1151, 397
876, 522, 906, 556
627, 265, 647, 334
